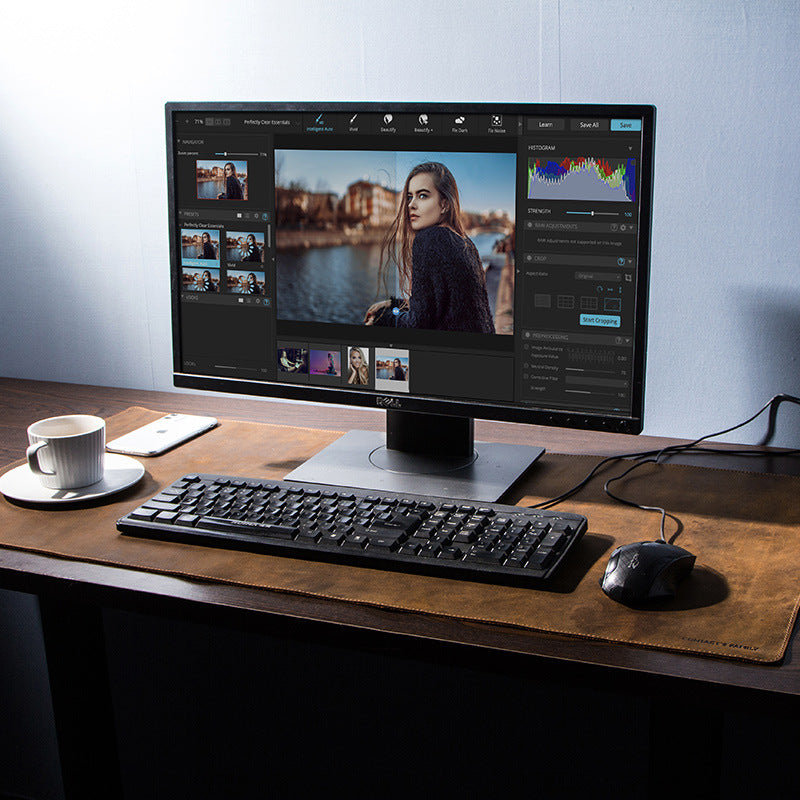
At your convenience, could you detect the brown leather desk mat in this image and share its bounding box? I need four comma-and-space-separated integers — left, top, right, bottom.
1, 407, 798, 664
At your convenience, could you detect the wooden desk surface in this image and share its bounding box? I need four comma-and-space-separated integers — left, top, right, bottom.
2, 377, 799, 704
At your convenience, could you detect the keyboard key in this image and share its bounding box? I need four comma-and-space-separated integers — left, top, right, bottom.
343, 533, 369, 550
144, 500, 183, 512
466, 548, 506, 565
540, 531, 567, 552
369, 536, 403, 551
527, 550, 556, 570
418, 543, 442, 558
370, 513, 423, 537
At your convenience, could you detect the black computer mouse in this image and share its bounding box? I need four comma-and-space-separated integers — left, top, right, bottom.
600, 540, 696, 605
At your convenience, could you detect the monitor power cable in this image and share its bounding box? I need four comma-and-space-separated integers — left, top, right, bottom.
529, 393, 800, 543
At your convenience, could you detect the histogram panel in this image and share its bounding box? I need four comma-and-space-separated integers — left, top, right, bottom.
528, 157, 636, 202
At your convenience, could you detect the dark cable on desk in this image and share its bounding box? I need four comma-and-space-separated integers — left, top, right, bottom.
757, 394, 800, 446
531, 394, 800, 541
603, 458, 668, 540
529, 449, 648, 510
600, 394, 800, 541
643, 393, 800, 465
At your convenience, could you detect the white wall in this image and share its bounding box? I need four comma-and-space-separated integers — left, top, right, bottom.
1, 0, 798, 445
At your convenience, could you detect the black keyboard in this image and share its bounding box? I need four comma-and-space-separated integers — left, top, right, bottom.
117, 474, 587, 587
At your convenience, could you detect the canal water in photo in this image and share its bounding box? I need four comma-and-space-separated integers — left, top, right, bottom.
276, 232, 505, 326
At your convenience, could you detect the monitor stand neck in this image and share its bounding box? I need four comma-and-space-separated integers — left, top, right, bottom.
385, 409, 474, 464
285, 409, 544, 503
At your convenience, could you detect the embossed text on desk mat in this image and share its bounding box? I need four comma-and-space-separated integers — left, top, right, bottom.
1, 406, 798, 664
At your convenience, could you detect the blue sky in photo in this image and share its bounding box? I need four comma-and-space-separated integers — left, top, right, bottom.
276, 149, 516, 216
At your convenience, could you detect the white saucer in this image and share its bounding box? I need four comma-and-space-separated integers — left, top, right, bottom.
0, 454, 145, 504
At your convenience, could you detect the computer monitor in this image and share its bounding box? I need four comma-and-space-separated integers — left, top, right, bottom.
167, 102, 655, 501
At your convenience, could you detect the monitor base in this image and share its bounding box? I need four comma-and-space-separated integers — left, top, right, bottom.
285, 429, 544, 502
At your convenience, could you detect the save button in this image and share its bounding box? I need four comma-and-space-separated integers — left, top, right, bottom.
611, 119, 642, 132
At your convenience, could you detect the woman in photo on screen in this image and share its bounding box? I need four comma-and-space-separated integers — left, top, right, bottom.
217, 162, 244, 200
279, 349, 300, 372
199, 270, 217, 292
347, 347, 369, 385
243, 233, 262, 262
245, 272, 262, 294
199, 231, 216, 259
364, 162, 494, 334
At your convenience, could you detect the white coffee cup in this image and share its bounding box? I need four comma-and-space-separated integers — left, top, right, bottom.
26, 415, 106, 489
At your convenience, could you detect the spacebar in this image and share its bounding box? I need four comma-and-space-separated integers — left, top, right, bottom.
194, 516, 297, 539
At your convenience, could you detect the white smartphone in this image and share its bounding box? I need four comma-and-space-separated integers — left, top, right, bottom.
106, 413, 218, 456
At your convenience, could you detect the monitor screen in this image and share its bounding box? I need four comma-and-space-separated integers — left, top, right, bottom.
167, 102, 655, 499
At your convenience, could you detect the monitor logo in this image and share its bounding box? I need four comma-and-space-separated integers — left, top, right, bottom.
376, 396, 402, 409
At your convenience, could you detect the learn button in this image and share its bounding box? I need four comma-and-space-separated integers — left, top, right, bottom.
611, 119, 641, 132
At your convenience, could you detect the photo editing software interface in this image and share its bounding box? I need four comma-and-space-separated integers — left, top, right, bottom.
170, 104, 653, 430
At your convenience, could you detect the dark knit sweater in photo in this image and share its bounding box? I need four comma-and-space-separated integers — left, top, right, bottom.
376, 225, 495, 333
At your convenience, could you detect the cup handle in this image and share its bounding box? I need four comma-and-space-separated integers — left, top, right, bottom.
27, 441, 55, 476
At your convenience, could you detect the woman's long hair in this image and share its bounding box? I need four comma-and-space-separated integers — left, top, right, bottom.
379, 162, 467, 301
224, 162, 242, 193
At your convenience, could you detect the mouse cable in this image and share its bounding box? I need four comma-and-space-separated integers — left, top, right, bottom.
603, 458, 670, 541
529, 393, 800, 513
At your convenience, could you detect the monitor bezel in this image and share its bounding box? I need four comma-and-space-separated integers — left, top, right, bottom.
166, 101, 655, 435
